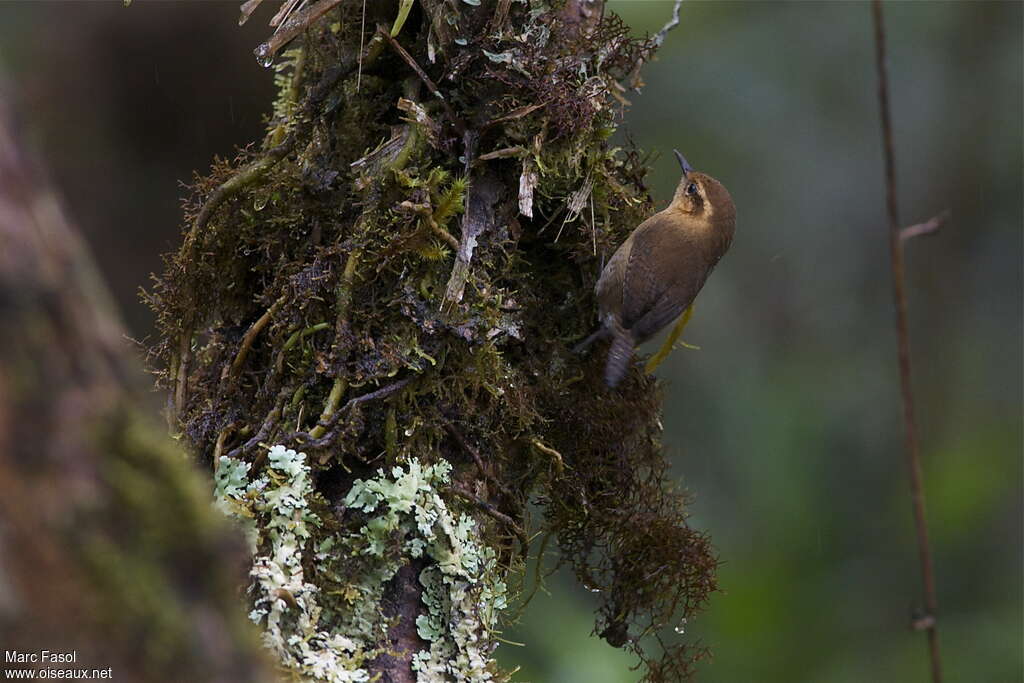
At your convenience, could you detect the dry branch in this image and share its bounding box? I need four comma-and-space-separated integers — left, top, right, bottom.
871, 3, 943, 680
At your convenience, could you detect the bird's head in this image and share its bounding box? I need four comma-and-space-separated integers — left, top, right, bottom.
670, 149, 736, 249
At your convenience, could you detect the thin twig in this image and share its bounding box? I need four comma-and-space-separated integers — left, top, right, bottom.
293, 377, 412, 448
476, 146, 527, 162
225, 295, 286, 382
212, 423, 237, 471
345, 377, 412, 407
627, 0, 684, 88
238, 0, 265, 26
379, 27, 441, 97
589, 193, 596, 255
427, 216, 460, 251
651, 0, 684, 49
226, 384, 295, 461
509, 528, 554, 619
257, 0, 345, 63
529, 439, 564, 475
187, 141, 291, 252
443, 418, 512, 499
309, 378, 347, 440
900, 210, 949, 243
444, 484, 528, 556
398, 200, 461, 250
481, 102, 547, 131
871, 2, 942, 681
275, 321, 331, 374
270, 0, 304, 28
378, 26, 464, 134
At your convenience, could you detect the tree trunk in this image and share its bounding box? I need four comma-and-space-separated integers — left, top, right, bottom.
149, 1, 718, 680
0, 85, 273, 682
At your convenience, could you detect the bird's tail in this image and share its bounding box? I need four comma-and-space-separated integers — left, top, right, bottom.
604, 326, 635, 388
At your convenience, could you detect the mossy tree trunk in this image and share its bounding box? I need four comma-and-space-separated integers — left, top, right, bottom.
0, 89, 273, 681
150, 1, 716, 680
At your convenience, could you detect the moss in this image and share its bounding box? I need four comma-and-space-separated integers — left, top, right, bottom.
149, 1, 717, 679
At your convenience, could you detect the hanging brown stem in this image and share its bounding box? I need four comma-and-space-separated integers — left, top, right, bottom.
225, 295, 286, 383
871, 2, 942, 681
444, 484, 528, 557
225, 383, 295, 462
442, 418, 512, 499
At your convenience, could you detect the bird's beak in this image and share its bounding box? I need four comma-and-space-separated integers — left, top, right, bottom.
673, 149, 694, 177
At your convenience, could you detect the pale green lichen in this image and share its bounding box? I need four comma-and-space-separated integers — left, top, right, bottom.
215, 447, 507, 682
217, 445, 369, 682
344, 460, 507, 682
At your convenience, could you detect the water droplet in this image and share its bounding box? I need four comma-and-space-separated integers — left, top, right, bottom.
253, 193, 269, 211
254, 43, 274, 68
673, 618, 688, 634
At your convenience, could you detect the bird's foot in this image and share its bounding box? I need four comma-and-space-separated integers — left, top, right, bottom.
644, 305, 698, 374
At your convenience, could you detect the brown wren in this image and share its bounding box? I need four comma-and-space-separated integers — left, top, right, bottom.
580, 150, 736, 387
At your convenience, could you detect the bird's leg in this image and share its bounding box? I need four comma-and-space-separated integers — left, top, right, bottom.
644, 304, 698, 374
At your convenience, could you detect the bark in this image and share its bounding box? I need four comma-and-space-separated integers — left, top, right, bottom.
0, 84, 272, 682
369, 559, 430, 683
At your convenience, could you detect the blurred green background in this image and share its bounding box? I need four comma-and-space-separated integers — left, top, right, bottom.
1, 1, 1020, 681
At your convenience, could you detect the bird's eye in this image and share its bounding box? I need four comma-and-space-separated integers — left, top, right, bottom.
686, 182, 699, 197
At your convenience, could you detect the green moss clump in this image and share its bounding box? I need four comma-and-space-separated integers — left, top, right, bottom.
149, 1, 718, 679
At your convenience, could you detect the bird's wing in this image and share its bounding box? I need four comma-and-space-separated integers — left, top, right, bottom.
629, 288, 694, 344
595, 231, 632, 321
621, 214, 709, 342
